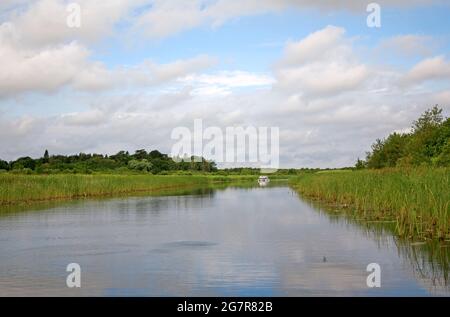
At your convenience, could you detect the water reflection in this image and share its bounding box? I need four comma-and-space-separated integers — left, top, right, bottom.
300, 197, 450, 295
0, 184, 448, 296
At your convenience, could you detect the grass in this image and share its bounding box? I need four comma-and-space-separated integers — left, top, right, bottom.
0, 174, 257, 206
290, 168, 450, 240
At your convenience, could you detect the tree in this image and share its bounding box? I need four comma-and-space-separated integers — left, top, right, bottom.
366, 139, 386, 168
133, 149, 148, 160
355, 158, 366, 169
364, 106, 449, 168
43, 149, 50, 163
0, 159, 9, 170
4, 148, 218, 174
149, 150, 165, 159
407, 108, 447, 165
434, 140, 450, 166
13, 157, 36, 170
412, 105, 443, 133
128, 159, 153, 172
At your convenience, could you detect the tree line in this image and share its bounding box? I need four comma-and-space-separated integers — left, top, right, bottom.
357, 106, 450, 169
0, 149, 217, 174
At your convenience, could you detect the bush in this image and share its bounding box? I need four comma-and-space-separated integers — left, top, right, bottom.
128, 159, 153, 172
434, 140, 450, 167
10, 168, 33, 175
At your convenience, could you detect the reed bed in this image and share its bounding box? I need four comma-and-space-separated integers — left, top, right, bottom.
290, 168, 450, 240
0, 174, 255, 206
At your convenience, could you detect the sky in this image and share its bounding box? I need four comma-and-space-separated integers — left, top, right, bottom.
0, 0, 449, 168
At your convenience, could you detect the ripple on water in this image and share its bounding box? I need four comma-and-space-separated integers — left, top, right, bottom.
163, 240, 218, 248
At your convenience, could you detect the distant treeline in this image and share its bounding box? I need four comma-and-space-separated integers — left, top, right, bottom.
0, 149, 217, 174
218, 167, 352, 175
357, 106, 450, 169
0, 148, 329, 175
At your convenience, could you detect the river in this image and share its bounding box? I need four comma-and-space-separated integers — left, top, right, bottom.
0, 183, 448, 296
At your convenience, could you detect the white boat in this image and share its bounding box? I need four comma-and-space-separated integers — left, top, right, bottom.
258, 176, 270, 186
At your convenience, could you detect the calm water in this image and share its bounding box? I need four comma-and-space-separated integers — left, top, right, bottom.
0, 184, 449, 296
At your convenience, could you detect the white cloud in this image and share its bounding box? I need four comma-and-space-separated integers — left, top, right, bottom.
0, 71, 434, 168
279, 26, 347, 66
2, 0, 142, 47
0, 41, 91, 97
276, 62, 369, 97
178, 70, 275, 96
1, 0, 443, 45
181, 71, 274, 88
274, 25, 369, 97
0, 30, 216, 97
145, 55, 217, 84
378, 35, 435, 57
402, 56, 450, 85
61, 110, 108, 127
133, 0, 440, 39
432, 90, 450, 106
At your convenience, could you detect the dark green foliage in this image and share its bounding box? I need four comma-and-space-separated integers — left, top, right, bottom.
12, 157, 36, 170
355, 158, 366, 170
359, 106, 450, 168
4, 149, 217, 174
0, 159, 9, 171
128, 159, 153, 172
43, 150, 49, 163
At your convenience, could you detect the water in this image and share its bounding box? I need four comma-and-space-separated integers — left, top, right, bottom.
0, 184, 449, 296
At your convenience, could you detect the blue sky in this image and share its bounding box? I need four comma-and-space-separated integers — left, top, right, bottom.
0, 1, 449, 167
92, 4, 450, 71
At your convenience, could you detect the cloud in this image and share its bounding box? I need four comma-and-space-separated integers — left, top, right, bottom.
274, 26, 369, 97
432, 90, 450, 106
0, 0, 35, 12
1, 0, 142, 47
1, 0, 444, 45
402, 56, 450, 86
145, 55, 217, 84
278, 26, 346, 66
0, 1, 221, 98
378, 35, 435, 57
181, 71, 274, 88
0, 78, 433, 168
0, 41, 92, 97
178, 71, 275, 96
132, 0, 441, 39
0, 31, 216, 97
61, 109, 108, 127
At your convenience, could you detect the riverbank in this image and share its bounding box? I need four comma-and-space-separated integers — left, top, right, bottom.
290, 168, 450, 240
0, 174, 257, 206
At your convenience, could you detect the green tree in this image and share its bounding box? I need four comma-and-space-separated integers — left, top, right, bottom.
434, 139, 450, 166
13, 157, 36, 170
365, 106, 449, 168
43, 149, 50, 163
128, 159, 153, 172
355, 158, 366, 169
412, 105, 443, 133
133, 149, 148, 160
0, 159, 9, 170
407, 107, 447, 165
